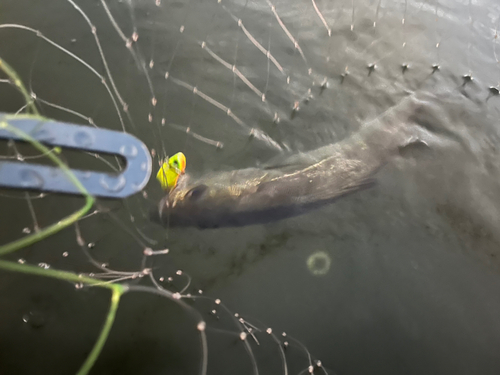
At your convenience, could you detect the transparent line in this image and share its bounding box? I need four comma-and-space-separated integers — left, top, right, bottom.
0, 23, 125, 131
201, 43, 264, 98
266, 0, 307, 63
311, 0, 331, 36
67, 0, 132, 131
37, 97, 98, 128
221, 6, 285, 74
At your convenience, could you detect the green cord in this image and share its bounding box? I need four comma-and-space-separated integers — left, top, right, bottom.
0, 58, 39, 116
0, 120, 95, 256
0, 56, 125, 375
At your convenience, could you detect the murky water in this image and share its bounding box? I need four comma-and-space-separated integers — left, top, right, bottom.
1, 0, 500, 374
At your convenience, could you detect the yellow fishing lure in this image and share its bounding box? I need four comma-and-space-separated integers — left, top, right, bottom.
156, 152, 186, 191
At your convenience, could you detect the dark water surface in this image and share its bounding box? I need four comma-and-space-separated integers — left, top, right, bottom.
1, 0, 500, 374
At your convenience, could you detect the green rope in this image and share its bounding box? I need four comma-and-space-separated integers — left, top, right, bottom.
0, 58, 39, 115
0, 56, 124, 375
0, 120, 95, 256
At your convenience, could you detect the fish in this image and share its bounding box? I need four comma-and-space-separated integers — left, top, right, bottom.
152, 91, 455, 229
145, 0, 500, 230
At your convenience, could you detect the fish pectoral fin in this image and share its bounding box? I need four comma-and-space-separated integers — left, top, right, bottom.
334, 177, 378, 199
340, 177, 377, 194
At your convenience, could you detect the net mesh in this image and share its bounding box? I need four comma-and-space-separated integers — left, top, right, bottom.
0, 0, 499, 374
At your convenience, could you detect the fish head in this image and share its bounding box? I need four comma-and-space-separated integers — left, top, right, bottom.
154, 169, 285, 228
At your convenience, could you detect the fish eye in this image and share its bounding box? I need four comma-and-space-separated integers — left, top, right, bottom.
173, 160, 178, 166
185, 184, 208, 201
